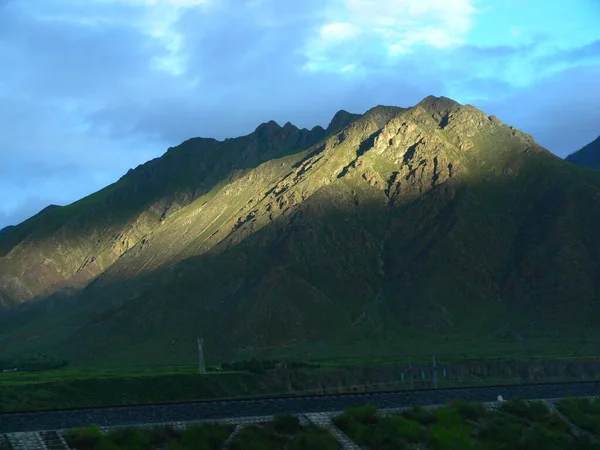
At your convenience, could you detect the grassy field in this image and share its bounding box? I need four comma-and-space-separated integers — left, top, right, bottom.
3, 353, 600, 413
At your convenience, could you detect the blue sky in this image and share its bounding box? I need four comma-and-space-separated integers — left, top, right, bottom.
0, 0, 599, 228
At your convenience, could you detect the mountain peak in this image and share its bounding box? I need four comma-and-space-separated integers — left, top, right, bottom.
254, 120, 282, 137
417, 95, 462, 112
326, 109, 361, 133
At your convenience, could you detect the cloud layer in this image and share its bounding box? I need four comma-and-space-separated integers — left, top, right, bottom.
0, 0, 599, 228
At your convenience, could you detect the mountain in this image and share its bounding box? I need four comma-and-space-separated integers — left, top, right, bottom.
0, 225, 15, 238
2, 96, 600, 367
566, 135, 600, 170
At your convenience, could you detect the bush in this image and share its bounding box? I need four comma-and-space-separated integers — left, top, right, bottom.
107, 427, 151, 450
434, 407, 463, 427
558, 398, 600, 436
273, 414, 301, 434
148, 424, 181, 447
229, 424, 286, 450
402, 405, 436, 426
173, 424, 233, 450
517, 424, 571, 450
477, 411, 527, 448
427, 422, 473, 450
290, 427, 340, 450
449, 400, 486, 421
65, 426, 104, 450
386, 416, 423, 443
344, 405, 378, 425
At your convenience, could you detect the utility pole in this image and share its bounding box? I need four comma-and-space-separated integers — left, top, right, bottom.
409, 357, 414, 390
198, 338, 205, 374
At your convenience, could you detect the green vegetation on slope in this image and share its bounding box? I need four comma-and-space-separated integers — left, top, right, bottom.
2, 96, 600, 370
64, 423, 233, 450
334, 400, 600, 449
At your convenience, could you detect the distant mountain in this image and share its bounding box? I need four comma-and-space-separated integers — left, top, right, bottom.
566, 135, 600, 170
3, 96, 600, 367
0, 225, 15, 237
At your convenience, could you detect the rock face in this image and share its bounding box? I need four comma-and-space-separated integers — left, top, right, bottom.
2, 96, 600, 366
566, 135, 600, 170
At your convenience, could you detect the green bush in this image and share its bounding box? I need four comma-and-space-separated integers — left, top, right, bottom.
450, 400, 486, 421
386, 416, 423, 443
273, 413, 301, 434
402, 405, 436, 426
434, 407, 464, 427
517, 424, 571, 450
558, 398, 600, 437
428, 422, 473, 450
501, 399, 538, 420
65, 426, 104, 450
344, 405, 378, 425
290, 427, 340, 450
148, 424, 181, 447
572, 433, 600, 450
107, 427, 151, 450
172, 423, 233, 450
476, 411, 528, 449
229, 424, 286, 450
366, 416, 422, 450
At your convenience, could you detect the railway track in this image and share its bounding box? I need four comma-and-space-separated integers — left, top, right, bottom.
1, 380, 599, 433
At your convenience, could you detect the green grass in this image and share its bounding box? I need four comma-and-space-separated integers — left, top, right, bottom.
4, 353, 600, 412
64, 423, 233, 450
229, 415, 340, 450
333, 398, 600, 450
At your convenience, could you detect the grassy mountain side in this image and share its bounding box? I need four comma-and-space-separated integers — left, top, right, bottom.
0, 120, 343, 307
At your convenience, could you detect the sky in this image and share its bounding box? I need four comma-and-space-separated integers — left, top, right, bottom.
0, 0, 599, 228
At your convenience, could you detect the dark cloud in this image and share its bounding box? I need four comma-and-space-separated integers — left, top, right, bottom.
540, 39, 600, 66
475, 64, 600, 157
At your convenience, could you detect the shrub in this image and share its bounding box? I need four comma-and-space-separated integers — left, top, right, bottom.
517, 424, 571, 450
386, 416, 423, 443
273, 413, 301, 434
449, 400, 486, 421
290, 427, 340, 450
344, 405, 378, 425
229, 424, 285, 450
148, 424, 181, 447
428, 422, 473, 450
402, 405, 436, 426
477, 411, 527, 448
65, 426, 104, 450
174, 424, 233, 450
107, 426, 151, 450
434, 407, 463, 427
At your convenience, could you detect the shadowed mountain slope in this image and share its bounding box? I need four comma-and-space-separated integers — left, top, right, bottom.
566, 135, 600, 170
2, 96, 600, 366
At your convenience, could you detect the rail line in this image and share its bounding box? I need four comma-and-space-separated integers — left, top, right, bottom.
1, 380, 599, 433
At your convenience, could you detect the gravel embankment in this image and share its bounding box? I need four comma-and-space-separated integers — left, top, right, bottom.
2, 381, 599, 433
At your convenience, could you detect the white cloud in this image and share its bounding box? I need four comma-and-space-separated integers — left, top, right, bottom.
318, 22, 361, 41
129, 0, 211, 6
304, 0, 477, 71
